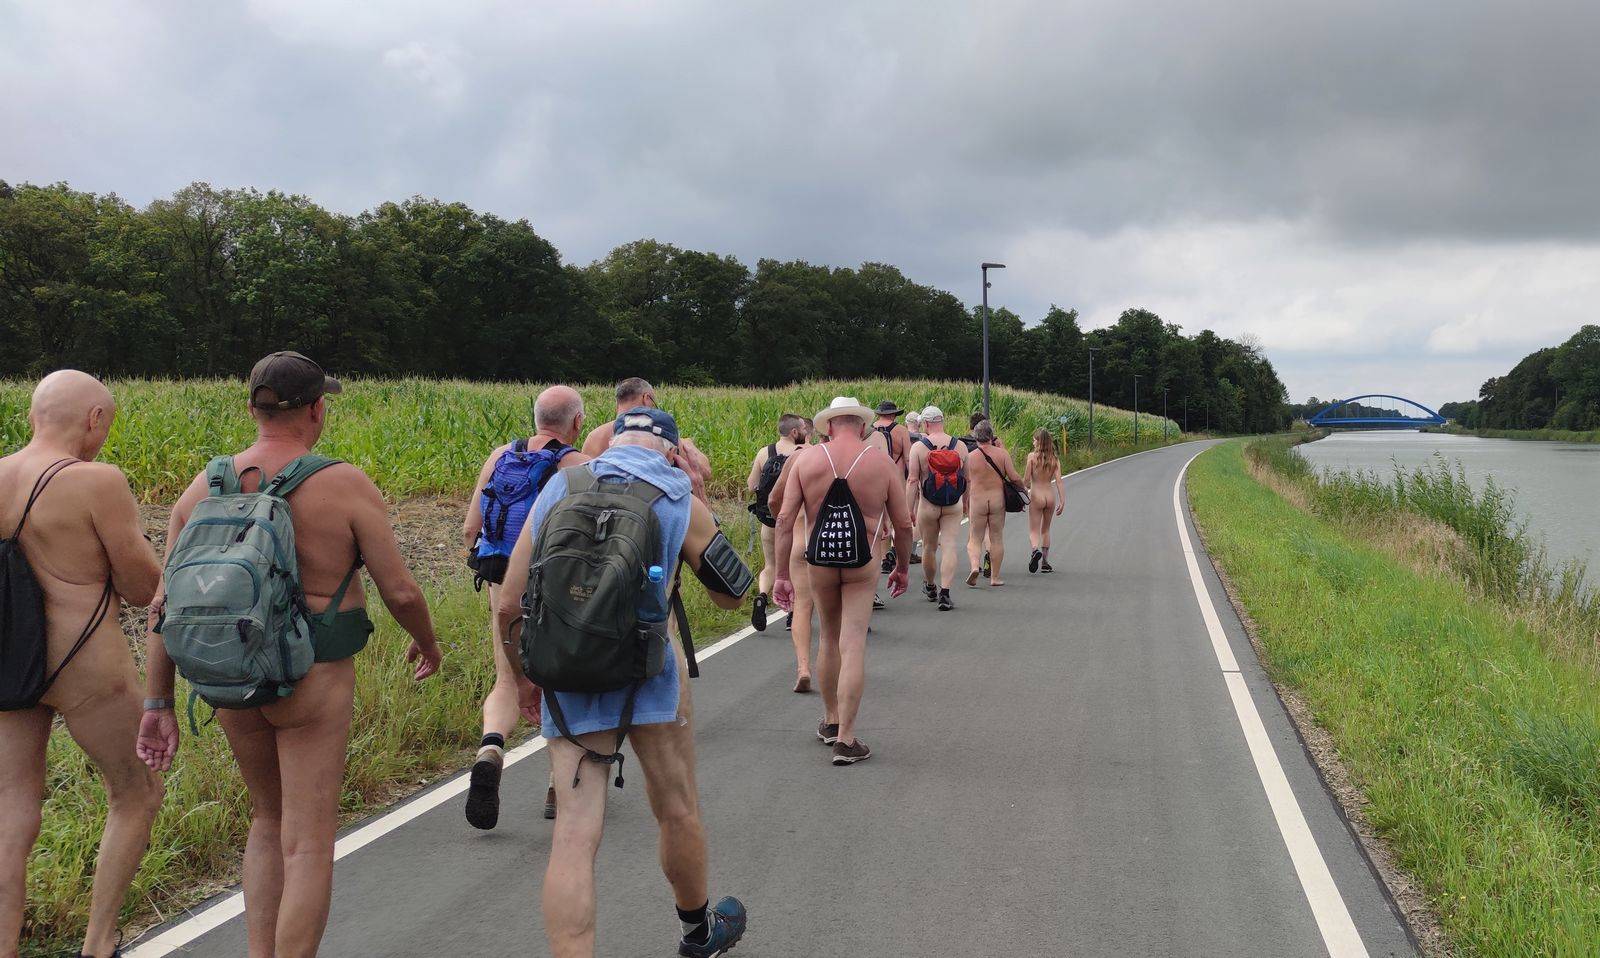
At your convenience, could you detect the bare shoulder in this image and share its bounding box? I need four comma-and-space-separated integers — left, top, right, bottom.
305, 461, 381, 500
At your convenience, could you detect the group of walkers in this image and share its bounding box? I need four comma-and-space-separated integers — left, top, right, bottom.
2, 359, 752, 958
0, 361, 1070, 958
744, 396, 1068, 764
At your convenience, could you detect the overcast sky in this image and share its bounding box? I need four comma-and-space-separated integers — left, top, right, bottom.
6, 0, 1598, 406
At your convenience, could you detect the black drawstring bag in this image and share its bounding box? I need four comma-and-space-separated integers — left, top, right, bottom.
806, 446, 874, 569
2, 460, 111, 711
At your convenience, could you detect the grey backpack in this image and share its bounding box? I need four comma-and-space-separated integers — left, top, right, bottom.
521, 467, 693, 788
162, 455, 356, 721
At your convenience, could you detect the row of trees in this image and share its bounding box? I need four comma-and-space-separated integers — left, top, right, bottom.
1, 180, 1288, 432
1441, 325, 1600, 430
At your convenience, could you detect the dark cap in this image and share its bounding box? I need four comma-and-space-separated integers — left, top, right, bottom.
874, 400, 904, 418
613, 406, 680, 446
248, 351, 342, 410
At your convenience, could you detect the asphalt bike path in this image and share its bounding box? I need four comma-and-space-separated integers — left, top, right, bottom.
131, 440, 1415, 957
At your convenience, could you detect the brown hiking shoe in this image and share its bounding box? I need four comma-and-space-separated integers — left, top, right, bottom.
831, 739, 872, 765
817, 721, 840, 745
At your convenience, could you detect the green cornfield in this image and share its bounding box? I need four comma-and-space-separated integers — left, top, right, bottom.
1, 378, 1179, 502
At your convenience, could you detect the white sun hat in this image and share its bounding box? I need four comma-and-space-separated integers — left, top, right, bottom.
814, 395, 876, 433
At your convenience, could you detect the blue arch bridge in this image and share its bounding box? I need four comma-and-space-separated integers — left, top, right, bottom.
1308, 394, 1446, 429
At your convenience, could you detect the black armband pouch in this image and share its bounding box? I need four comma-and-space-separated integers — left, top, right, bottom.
695, 532, 754, 599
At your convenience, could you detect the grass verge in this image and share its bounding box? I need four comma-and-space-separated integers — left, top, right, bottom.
1425, 425, 1600, 444
1188, 440, 1600, 957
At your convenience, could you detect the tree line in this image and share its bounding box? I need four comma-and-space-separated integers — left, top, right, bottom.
1438, 325, 1600, 430
1, 180, 1288, 432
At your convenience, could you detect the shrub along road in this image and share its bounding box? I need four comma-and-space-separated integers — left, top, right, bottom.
128, 441, 1414, 957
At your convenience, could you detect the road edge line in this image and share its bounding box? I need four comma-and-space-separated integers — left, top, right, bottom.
126, 610, 787, 957
1173, 447, 1370, 958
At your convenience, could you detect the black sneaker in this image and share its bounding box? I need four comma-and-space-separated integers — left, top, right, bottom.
465, 756, 502, 830
872, 592, 886, 610
909, 549, 922, 564
1040, 559, 1054, 574
817, 721, 840, 745
923, 581, 938, 602
752, 592, 768, 632
1029, 549, 1042, 574
881, 546, 897, 574
785, 614, 793, 631
937, 589, 953, 611
981, 551, 991, 578
831, 739, 872, 765
543, 785, 557, 820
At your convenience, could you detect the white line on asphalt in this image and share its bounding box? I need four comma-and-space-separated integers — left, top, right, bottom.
125, 610, 788, 958
1173, 450, 1369, 958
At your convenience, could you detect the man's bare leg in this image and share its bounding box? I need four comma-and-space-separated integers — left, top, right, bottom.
629, 718, 708, 909
790, 571, 815, 686
757, 525, 777, 596
543, 732, 614, 958
966, 506, 988, 580
481, 584, 521, 740
218, 708, 284, 958
812, 566, 844, 726
0, 708, 49, 958
937, 507, 965, 590
268, 661, 355, 958
917, 507, 941, 591
62, 691, 165, 957
834, 566, 877, 745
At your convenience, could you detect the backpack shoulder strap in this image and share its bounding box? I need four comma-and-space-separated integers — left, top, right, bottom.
767, 443, 777, 459
204, 455, 240, 497
512, 437, 530, 455
917, 435, 933, 450
10, 458, 77, 539
264, 454, 343, 499
562, 464, 598, 495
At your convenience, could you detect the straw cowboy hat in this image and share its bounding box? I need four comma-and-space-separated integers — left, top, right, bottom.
814, 396, 876, 433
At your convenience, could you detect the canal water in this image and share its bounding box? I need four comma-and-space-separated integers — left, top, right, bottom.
1296, 430, 1600, 574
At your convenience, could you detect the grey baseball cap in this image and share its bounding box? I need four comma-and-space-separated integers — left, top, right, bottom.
248, 351, 343, 410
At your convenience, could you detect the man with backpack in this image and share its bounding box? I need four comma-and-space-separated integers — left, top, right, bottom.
906, 406, 970, 611
139, 352, 443, 958
772, 397, 913, 767
494, 407, 753, 958
868, 401, 910, 589
1, 371, 164, 958
745, 412, 809, 631
462, 384, 588, 829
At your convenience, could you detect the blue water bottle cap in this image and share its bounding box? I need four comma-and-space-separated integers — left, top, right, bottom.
647, 565, 665, 583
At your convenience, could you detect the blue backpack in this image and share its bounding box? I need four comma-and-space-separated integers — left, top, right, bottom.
469, 439, 574, 588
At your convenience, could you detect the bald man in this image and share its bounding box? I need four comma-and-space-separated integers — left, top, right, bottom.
461, 384, 589, 828
0, 371, 164, 958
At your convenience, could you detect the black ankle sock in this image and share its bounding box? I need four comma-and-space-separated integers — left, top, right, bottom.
480, 733, 505, 751
678, 901, 710, 943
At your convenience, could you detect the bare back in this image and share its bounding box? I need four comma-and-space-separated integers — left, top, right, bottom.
788, 439, 907, 548
0, 450, 159, 711
967, 441, 1021, 494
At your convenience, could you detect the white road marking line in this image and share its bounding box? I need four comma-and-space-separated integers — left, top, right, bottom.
1174, 450, 1369, 958
126, 611, 787, 958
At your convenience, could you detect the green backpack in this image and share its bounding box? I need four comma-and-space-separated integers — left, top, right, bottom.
162, 455, 357, 721
521, 467, 694, 788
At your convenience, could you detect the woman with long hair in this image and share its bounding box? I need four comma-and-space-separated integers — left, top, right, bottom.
1025, 428, 1065, 573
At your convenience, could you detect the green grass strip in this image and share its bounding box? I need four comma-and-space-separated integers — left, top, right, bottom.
1187, 441, 1600, 957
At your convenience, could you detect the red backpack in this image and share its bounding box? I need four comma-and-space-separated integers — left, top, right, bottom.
920, 437, 966, 506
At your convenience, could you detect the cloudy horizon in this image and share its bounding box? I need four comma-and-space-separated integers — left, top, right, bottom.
6, 0, 1598, 408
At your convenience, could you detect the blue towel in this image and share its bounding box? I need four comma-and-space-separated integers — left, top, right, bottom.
528, 444, 694, 737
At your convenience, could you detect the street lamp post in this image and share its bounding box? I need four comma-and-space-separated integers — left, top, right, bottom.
1132, 374, 1142, 446
1163, 387, 1170, 442
980, 262, 1006, 419
1086, 346, 1099, 449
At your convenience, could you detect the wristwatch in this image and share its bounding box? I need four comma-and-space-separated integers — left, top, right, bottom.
143, 698, 175, 711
